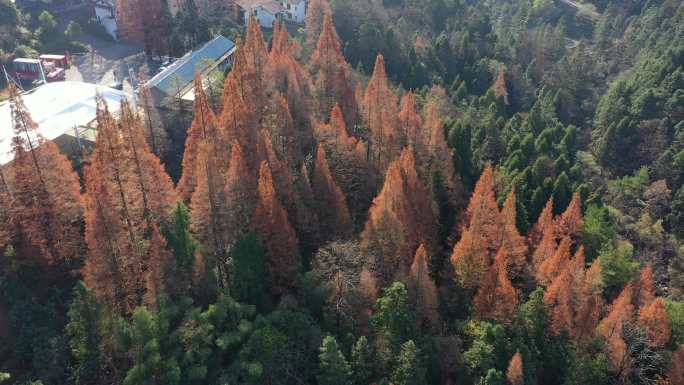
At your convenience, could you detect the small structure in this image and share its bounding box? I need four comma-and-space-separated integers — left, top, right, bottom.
145, 35, 236, 108
235, 0, 307, 28
0, 81, 133, 166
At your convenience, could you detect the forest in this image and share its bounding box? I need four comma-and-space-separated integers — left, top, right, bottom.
1, 0, 684, 384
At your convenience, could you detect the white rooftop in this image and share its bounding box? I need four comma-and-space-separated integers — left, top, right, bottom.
0, 81, 133, 165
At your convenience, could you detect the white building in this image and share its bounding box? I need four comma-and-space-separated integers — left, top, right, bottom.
0, 81, 133, 166
236, 0, 307, 28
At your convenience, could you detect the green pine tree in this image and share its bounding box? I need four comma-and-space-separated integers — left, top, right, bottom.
317, 336, 352, 385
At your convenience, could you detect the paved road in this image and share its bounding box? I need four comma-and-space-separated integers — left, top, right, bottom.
58, 11, 154, 93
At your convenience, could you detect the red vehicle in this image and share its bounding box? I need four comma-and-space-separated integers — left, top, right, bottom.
10, 54, 68, 83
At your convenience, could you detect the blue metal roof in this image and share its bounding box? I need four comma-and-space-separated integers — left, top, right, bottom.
147, 35, 236, 96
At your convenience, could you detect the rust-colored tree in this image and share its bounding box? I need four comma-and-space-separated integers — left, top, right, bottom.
473, 247, 519, 324
190, 141, 230, 286
408, 244, 440, 330
543, 260, 575, 336
637, 298, 671, 347
669, 345, 684, 385
597, 282, 636, 369
269, 24, 314, 153
363, 54, 402, 171
492, 65, 509, 105
7, 83, 84, 269
537, 236, 572, 285
506, 351, 524, 385
225, 142, 257, 244
399, 92, 424, 151
575, 258, 604, 341
178, 74, 223, 202
635, 264, 656, 309
313, 145, 352, 242
0, 170, 12, 249
555, 192, 583, 242
315, 105, 374, 226
252, 161, 301, 294
450, 166, 503, 289
305, 0, 331, 48
83, 99, 176, 313
500, 191, 529, 282
310, 13, 357, 127
361, 148, 437, 285
529, 198, 553, 247
117, 100, 177, 228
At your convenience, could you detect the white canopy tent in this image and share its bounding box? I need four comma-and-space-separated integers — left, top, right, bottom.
0, 81, 133, 165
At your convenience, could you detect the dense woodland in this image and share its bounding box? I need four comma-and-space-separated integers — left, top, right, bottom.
1, 0, 684, 384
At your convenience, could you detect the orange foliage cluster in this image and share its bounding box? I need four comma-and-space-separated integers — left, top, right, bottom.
597, 265, 671, 368
361, 148, 438, 284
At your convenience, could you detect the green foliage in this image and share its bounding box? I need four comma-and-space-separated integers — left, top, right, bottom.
599, 242, 639, 300
64, 21, 82, 39
235, 310, 322, 385
350, 336, 375, 385
66, 282, 102, 385
668, 186, 684, 240
371, 282, 415, 357
391, 340, 426, 385
162, 203, 198, 272
118, 307, 181, 385
664, 300, 684, 346
583, 205, 616, 260
178, 296, 255, 384
317, 336, 351, 385
230, 232, 266, 306
463, 321, 508, 380
478, 369, 505, 385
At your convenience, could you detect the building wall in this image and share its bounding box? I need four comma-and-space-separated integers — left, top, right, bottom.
287, 0, 306, 24
244, 6, 277, 28
95, 5, 118, 40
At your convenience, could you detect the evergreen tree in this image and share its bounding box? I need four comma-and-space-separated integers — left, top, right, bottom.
317, 336, 352, 385
66, 282, 102, 385
391, 340, 426, 385
230, 232, 267, 306
350, 336, 375, 385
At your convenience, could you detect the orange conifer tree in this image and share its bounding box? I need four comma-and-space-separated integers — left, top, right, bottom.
555, 192, 583, 242
492, 65, 509, 105
190, 140, 230, 285
500, 191, 529, 282
178, 74, 223, 202
117, 100, 177, 227
399, 92, 424, 150
312, 145, 352, 242
543, 261, 575, 336
529, 198, 553, 247
635, 264, 656, 309
408, 244, 440, 330
669, 345, 684, 385
537, 236, 572, 285
363, 54, 402, 171
7, 83, 84, 268
252, 161, 301, 294
473, 247, 519, 323
450, 166, 503, 288
305, 0, 331, 47
310, 13, 357, 127
506, 351, 524, 385
597, 282, 636, 368
638, 298, 671, 347
575, 258, 604, 340
361, 148, 437, 284
225, 142, 257, 243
